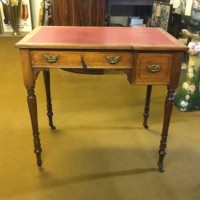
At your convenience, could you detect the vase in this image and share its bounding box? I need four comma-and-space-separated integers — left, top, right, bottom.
21, 3, 28, 21
174, 40, 200, 111
2, 3, 21, 35
180, 0, 200, 34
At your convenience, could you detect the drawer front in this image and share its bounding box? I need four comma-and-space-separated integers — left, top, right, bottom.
31, 51, 132, 69
133, 53, 173, 84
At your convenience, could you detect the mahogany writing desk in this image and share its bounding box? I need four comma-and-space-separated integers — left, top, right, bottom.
16, 26, 187, 172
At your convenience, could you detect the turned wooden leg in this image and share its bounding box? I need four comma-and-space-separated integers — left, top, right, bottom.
158, 86, 174, 172
143, 85, 152, 129
27, 87, 42, 166
43, 70, 56, 129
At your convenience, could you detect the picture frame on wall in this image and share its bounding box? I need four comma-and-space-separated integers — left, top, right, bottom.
151, 1, 173, 31
0, 0, 33, 33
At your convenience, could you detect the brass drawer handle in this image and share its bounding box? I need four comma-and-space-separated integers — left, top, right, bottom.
148, 65, 161, 73
44, 55, 59, 63
106, 56, 120, 64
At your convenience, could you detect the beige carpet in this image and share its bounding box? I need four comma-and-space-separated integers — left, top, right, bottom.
0, 37, 200, 200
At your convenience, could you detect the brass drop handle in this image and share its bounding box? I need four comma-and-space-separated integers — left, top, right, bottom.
44, 55, 59, 63
106, 56, 120, 64
148, 64, 161, 73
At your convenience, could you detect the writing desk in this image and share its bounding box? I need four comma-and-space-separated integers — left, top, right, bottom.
16, 26, 187, 172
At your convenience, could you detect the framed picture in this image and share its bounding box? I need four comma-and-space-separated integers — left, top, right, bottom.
151, 1, 173, 31
0, 0, 33, 33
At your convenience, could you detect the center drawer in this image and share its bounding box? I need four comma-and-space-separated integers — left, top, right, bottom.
31, 51, 132, 69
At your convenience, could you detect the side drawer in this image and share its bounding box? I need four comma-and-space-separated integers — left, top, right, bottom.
132, 53, 173, 84
31, 51, 132, 69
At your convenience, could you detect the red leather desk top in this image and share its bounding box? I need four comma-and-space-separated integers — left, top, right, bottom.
16, 26, 187, 51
